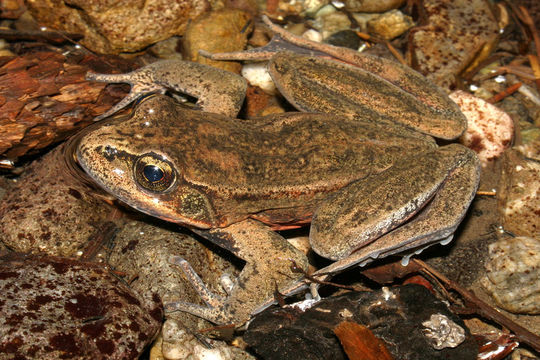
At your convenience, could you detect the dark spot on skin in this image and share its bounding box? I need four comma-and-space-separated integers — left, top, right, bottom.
129, 321, 140, 332
30, 324, 46, 332
42, 208, 55, 219
40, 232, 51, 241
68, 188, 82, 199
64, 293, 104, 319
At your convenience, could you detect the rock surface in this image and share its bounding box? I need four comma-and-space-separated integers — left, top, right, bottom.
182, 9, 253, 73
26, 0, 210, 54
408, 0, 499, 89
482, 236, 540, 314
0, 141, 116, 256
0, 253, 162, 359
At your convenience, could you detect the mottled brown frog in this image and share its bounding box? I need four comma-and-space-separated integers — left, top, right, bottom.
77, 47, 480, 325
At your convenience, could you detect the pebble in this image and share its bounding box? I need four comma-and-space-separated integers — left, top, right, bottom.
182, 8, 253, 73
108, 219, 238, 332
367, 9, 414, 40
481, 236, 540, 314
408, 0, 500, 89
498, 150, 539, 239
449, 90, 513, 166
25, 0, 210, 54
242, 63, 277, 95
343, 0, 406, 13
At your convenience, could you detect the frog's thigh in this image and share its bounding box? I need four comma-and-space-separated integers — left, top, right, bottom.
197, 219, 308, 320
312, 144, 481, 275
310, 144, 480, 261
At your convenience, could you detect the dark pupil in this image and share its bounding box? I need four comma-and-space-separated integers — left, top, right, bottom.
143, 165, 164, 183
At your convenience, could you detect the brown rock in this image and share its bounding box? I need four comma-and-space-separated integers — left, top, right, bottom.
182, 8, 253, 73
408, 0, 500, 89
26, 0, 210, 54
0, 143, 116, 257
344, 0, 406, 13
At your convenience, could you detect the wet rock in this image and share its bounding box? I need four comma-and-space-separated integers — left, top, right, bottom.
154, 318, 255, 360
343, 0, 406, 13
367, 9, 414, 40
303, 0, 329, 16
324, 29, 363, 50
316, 10, 352, 39
0, 253, 162, 359
0, 143, 116, 256
449, 90, 514, 166
242, 62, 276, 95
108, 219, 239, 332
26, 0, 210, 54
498, 149, 540, 238
245, 285, 478, 360
182, 9, 253, 73
481, 236, 540, 314
408, 0, 500, 89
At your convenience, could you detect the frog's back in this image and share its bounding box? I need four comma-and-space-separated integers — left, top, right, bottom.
78, 95, 436, 228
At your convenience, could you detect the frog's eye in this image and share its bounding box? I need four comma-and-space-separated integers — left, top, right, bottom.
134, 153, 176, 192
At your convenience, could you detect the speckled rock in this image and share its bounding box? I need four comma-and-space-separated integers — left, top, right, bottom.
367, 9, 414, 40
481, 236, 540, 314
343, 0, 405, 13
449, 90, 513, 166
154, 318, 255, 360
182, 9, 253, 73
0, 143, 116, 256
108, 219, 238, 331
408, 0, 500, 89
0, 253, 162, 359
498, 149, 539, 238
26, 0, 210, 54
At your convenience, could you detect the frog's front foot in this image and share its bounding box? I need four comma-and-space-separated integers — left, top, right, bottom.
165, 220, 310, 326
165, 255, 234, 325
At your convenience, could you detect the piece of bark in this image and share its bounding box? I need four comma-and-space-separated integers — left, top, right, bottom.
0, 50, 136, 165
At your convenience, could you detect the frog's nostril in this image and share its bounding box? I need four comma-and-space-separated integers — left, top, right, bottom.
104, 145, 114, 156
102, 145, 118, 160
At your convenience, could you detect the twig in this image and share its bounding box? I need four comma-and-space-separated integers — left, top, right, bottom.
487, 82, 522, 103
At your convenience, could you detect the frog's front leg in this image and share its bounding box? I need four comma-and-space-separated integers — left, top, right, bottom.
165, 219, 309, 325
87, 60, 247, 120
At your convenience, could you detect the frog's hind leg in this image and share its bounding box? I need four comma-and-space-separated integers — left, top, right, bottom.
87, 60, 247, 120
310, 144, 481, 277
165, 219, 309, 325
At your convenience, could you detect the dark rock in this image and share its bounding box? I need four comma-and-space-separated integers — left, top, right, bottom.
245, 284, 478, 360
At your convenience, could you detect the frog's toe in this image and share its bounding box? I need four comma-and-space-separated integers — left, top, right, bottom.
169, 255, 225, 308
164, 300, 232, 325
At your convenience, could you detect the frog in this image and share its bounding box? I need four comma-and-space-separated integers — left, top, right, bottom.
77, 24, 481, 326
